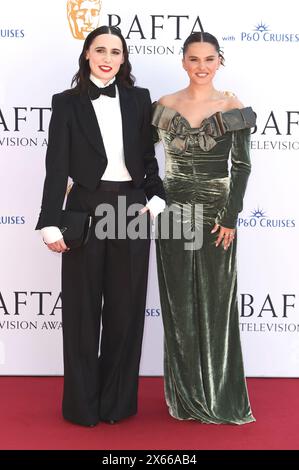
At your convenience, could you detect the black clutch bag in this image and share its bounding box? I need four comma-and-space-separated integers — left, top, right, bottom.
59, 210, 93, 249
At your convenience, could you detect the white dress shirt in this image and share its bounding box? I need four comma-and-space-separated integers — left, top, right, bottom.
91, 76, 132, 181
41, 75, 165, 244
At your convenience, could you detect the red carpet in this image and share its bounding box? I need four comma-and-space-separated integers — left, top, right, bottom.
0, 377, 298, 450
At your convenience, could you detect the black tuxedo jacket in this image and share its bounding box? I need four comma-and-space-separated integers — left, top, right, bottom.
36, 83, 165, 229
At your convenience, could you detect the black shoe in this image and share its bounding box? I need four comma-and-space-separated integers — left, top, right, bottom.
105, 419, 118, 424
64, 415, 98, 427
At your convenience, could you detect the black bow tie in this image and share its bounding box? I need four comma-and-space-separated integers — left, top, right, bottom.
88, 80, 116, 100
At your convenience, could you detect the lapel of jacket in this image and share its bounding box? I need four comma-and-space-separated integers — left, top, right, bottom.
74, 91, 107, 159
118, 83, 138, 162
73, 84, 138, 162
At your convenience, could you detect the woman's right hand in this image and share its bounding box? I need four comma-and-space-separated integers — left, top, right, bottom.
46, 238, 69, 253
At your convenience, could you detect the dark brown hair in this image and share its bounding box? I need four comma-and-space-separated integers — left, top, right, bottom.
71, 25, 135, 92
183, 32, 224, 65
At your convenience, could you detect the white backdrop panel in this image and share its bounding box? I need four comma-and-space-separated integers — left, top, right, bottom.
0, 0, 298, 376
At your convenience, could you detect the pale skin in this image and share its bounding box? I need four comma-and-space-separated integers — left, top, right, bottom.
158, 41, 244, 250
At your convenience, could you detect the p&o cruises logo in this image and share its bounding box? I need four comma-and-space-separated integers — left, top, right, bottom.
223, 22, 299, 43
238, 207, 296, 228
0, 28, 24, 39
0, 215, 25, 225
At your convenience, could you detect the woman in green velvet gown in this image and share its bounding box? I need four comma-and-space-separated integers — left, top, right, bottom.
152, 32, 256, 424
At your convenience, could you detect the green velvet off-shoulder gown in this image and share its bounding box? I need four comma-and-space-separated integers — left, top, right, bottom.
152, 104, 256, 425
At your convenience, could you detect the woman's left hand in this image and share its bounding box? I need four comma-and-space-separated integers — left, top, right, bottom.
211, 223, 235, 250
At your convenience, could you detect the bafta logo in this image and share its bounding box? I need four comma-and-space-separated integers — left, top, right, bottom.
67, 0, 102, 40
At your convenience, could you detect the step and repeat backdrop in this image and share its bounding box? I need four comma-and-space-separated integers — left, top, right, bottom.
0, 0, 298, 376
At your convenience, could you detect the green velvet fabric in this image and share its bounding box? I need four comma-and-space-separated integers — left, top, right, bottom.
152, 104, 256, 424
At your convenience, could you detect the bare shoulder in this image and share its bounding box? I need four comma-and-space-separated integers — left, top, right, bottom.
158, 91, 182, 108
222, 91, 244, 110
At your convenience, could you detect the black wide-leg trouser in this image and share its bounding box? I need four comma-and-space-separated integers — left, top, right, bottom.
61, 181, 150, 426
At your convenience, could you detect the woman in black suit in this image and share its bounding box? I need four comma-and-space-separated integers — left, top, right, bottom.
36, 26, 165, 427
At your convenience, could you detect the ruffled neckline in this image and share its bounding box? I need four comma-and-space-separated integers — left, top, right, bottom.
153, 102, 251, 131
152, 102, 256, 153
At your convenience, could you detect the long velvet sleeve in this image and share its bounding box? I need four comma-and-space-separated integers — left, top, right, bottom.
151, 102, 162, 145
152, 125, 161, 145
216, 127, 252, 229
